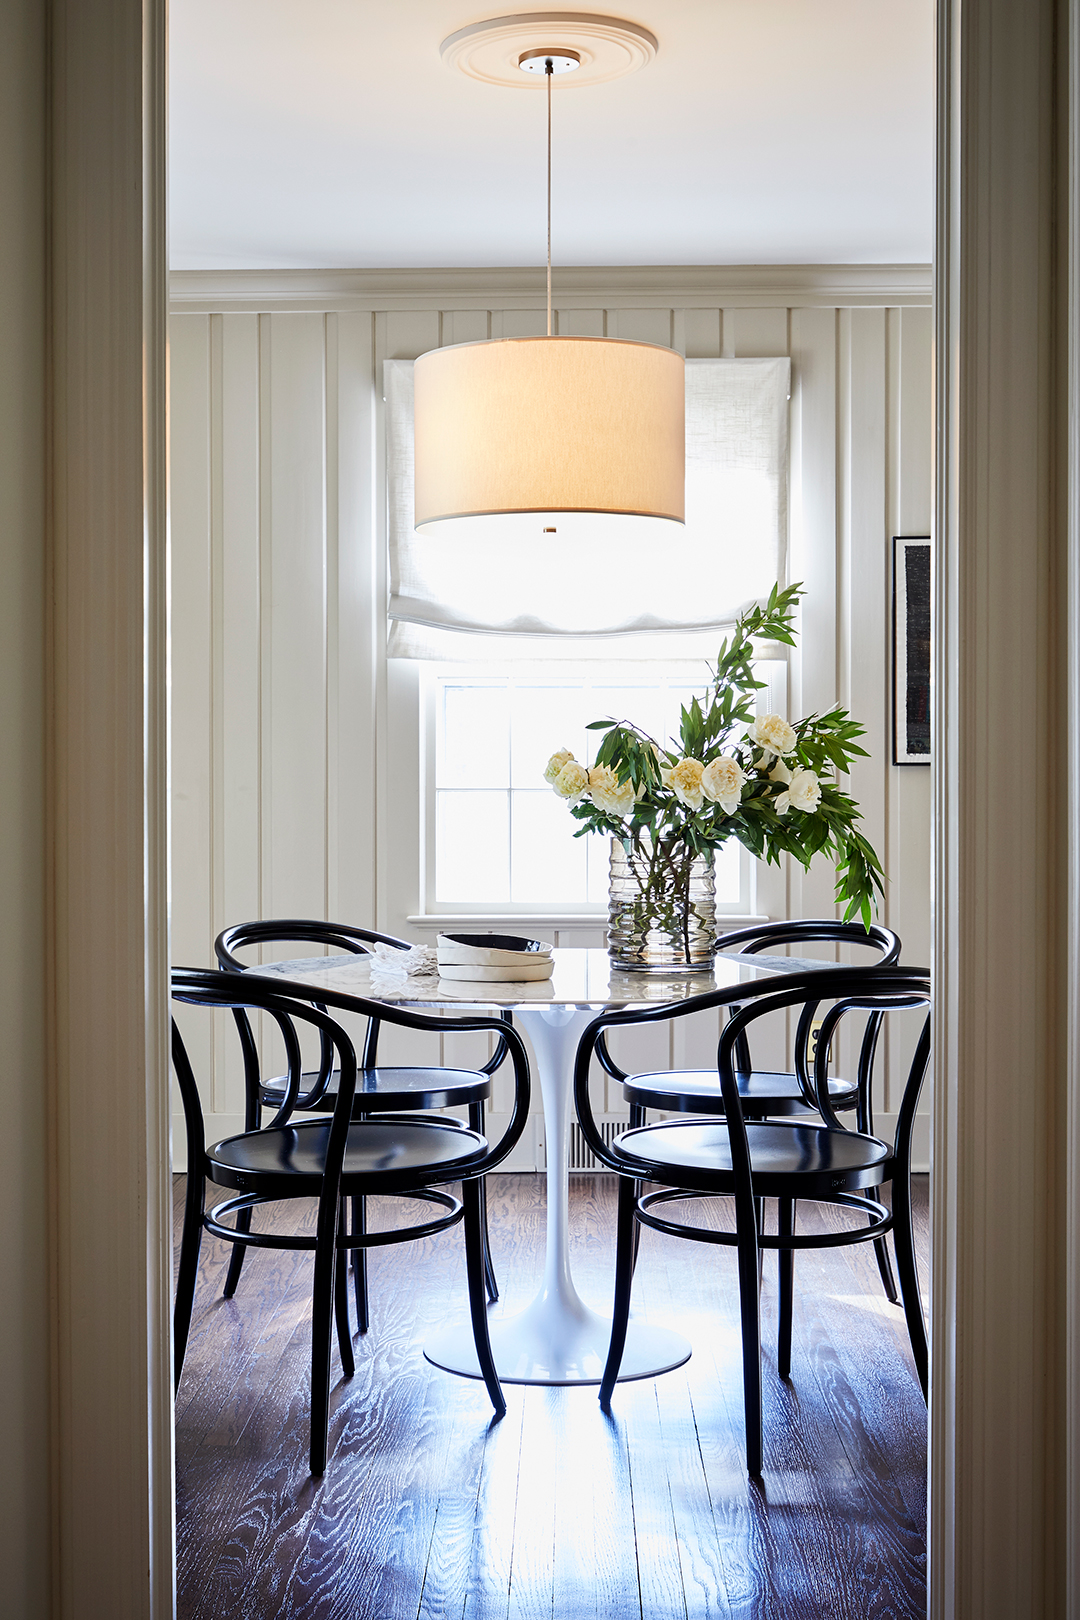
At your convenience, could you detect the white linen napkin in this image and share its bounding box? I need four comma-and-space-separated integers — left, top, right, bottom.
367, 941, 439, 990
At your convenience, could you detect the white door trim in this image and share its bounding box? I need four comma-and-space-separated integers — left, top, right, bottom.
47, 0, 173, 1614
932, 0, 1068, 1613
1068, 0, 1080, 1609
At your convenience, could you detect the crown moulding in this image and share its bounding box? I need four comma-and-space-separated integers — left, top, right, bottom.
169, 263, 933, 313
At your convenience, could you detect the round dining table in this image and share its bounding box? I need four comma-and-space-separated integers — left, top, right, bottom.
252, 944, 838, 1387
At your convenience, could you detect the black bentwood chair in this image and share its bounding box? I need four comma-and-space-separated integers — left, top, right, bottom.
172, 968, 531, 1475
215, 919, 512, 1321
595, 919, 903, 1301
573, 967, 930, 1477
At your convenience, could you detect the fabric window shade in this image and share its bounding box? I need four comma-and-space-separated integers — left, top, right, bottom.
386, 355, 790, 661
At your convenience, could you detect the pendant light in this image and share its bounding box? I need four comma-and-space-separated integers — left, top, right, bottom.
413, 20, 684, 544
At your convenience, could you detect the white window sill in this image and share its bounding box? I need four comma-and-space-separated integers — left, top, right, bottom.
407, 913, 771, 932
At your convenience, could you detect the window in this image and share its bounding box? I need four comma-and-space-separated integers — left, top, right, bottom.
424, 661, 787, 915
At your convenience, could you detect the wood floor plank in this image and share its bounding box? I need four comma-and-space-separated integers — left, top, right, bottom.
649, 1372, 734, 1620
615, 1374, 691, 1620
461, 1391, 525, 1620
500, 1388, 556, 1620
415, 1397, 494, 1620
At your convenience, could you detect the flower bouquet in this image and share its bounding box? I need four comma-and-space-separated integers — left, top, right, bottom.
543, 585, 885, 970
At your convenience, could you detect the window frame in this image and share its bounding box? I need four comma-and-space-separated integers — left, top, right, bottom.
415, 656, 790, 923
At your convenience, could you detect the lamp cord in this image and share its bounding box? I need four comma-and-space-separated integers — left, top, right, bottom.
546, 57, 553, 337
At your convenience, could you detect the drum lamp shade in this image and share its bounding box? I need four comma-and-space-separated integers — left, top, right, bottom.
412, 336, 685, 541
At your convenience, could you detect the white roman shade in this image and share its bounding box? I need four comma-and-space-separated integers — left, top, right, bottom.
386, 355, 790, 660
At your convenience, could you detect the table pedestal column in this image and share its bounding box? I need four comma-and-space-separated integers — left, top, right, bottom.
424, 1003, 691, 1386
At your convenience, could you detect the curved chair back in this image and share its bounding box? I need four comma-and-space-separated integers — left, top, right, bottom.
592, 917, 902, 1091
714, 919, 901, 1083
716, 918, 901, 962
575, 966, 930, 1175
213, 917, 512, 1113
216, 920, 413, 1107
215, 917, 412, 970
174, 965, 533, 1182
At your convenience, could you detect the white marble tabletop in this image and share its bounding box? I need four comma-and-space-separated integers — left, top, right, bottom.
252, 945, 841, 1011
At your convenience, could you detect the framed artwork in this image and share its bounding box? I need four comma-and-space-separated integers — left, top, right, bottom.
893, 536, 931, 765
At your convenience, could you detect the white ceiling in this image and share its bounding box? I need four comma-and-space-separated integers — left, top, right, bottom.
169, 0, 934, 271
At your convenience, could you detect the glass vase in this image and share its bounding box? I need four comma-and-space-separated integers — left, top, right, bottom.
606, 836, 718, 972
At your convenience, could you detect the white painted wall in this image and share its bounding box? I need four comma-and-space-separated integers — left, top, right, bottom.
0, 2, 50, 1613
169, 269, 932, 1168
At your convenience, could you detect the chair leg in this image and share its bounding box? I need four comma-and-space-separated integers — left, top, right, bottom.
629, 1104, 645, 1275
480, 1179, 499, 1302
351, 1194, 369, 1334
873, 1232, 900, 1304
462, 1178, 506, 1418
736, 1189, 764, 1476
890, 1172, 928, 1401
174, 1167, 205, 1392
470, 1101, 499, 1303
777, 1197, 794, 1380
600, 1176, 638, 1411
309, 1191, 341, 1475
335, 1206, 355, 1379
222, 1204, 251, 1299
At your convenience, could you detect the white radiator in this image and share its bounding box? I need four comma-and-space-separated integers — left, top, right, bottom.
567, 1119, 625, 1171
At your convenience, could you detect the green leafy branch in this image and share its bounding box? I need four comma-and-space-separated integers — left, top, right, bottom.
546, 585, 887, 927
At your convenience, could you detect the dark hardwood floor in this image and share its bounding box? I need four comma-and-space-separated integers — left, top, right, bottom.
174, 1173, 928, 1619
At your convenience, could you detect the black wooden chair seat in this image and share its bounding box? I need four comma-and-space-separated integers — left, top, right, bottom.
259, 1064, 491, 1114
208, 1116, 488, 1194
611, 1117, 891, 1198
622, 1067, 857, 1117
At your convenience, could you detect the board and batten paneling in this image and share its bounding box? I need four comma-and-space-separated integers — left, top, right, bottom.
168, 273, 932, 1169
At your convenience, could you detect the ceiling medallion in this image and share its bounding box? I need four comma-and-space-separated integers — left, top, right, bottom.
439, 12, 658, 88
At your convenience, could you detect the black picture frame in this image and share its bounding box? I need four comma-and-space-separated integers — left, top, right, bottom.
893, 536, 932, 765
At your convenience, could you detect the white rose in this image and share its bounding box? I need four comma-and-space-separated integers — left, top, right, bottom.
667, 757, 705, 811
750, 714, 797, 758
543, 747, 575, 785
786, 767, 822, 813
768, 758, 792, 785
588, 764, 635, 817
701, 756, 746, 814
553, 759, 589, 804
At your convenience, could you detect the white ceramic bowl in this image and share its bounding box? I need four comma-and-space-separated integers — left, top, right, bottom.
438, 959, 555, 983
436, 931, 554, 982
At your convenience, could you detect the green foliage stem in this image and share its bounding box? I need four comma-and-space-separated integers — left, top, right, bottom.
555, 584, 886, 928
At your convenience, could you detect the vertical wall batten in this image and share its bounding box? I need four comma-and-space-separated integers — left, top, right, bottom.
168, 276, 933, 1163
209, 312, 225, 1109
325, 312, 337, 922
